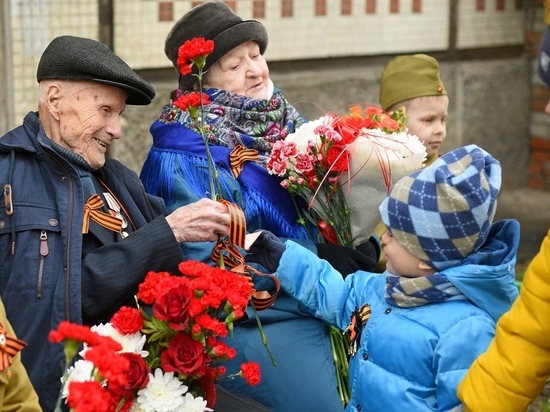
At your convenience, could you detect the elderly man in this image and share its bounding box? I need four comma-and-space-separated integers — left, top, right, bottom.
0, 35, 231, 411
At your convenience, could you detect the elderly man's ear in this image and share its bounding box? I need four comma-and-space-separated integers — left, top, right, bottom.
43, 83, 63, 120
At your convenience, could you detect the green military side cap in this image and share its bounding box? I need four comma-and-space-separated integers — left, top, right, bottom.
379, 54, 446, 111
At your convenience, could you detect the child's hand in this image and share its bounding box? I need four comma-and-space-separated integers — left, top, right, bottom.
316, 241, 379, 278
245, 230, 285, 272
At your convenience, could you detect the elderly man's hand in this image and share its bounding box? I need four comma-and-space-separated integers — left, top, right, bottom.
166, 198, 230, 243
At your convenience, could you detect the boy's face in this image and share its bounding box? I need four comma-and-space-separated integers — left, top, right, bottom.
403, 95, 449, 161
381, 231, 435, 277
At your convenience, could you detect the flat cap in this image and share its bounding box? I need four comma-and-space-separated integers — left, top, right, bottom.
37, 35, 155, 105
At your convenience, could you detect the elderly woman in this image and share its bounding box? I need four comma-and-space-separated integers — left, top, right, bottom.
139, 2, 380, 410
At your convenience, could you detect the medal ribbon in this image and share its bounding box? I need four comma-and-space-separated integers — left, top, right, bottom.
229, 145, 259, 178
0, 323, 27, 372
82, 194, 123, 234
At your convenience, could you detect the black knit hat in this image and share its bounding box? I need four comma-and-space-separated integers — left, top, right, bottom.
36, 35, 156, 105
165, 0, 268, 90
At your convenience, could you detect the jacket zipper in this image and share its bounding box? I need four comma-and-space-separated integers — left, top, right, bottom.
46, 152, 74, 321
37, 230, 49, 298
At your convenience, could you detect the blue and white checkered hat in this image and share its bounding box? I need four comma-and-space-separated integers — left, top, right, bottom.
379, 145, 501, 271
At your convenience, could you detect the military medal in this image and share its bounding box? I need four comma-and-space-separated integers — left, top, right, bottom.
103, 192, 129, 238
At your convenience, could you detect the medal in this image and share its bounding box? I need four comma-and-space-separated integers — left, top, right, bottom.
103, 192, 129, 238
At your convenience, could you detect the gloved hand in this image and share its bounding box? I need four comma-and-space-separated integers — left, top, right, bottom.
245, 230, 285, 273
316, 240, 379, 278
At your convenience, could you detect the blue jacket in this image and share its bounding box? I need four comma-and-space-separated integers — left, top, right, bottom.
275, 219, 520, 412
0, 112, 184, 411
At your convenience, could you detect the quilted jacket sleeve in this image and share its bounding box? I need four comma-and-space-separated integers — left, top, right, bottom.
457, 228, 550, 411
275, 240, 368, 330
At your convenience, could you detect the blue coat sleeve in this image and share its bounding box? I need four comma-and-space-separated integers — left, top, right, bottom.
276, 240, 371, 331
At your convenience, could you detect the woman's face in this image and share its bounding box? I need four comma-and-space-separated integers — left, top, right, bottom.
203, 41, 269, 99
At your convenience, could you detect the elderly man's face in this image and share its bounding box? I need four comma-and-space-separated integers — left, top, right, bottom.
55, 82, 127, 169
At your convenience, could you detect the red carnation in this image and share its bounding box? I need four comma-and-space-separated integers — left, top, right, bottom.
240, 362, 261, 386
110, 306, 143, 335
177, 37, 215, 75
66, 381, 112, 412
173, 92, 210, 112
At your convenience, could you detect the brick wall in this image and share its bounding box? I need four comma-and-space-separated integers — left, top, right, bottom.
529, 2, 550, 190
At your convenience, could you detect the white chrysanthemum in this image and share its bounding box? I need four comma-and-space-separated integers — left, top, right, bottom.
339, 127, 427, 246
359, 128, 427, 162
88, 323, 148, 357
61, 360, 96, 398
136, 369, 188, 412
174, 393, 213, 412
285, 115, 334, 151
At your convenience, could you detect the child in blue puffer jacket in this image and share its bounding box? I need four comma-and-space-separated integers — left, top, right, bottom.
245, 145, 520, 412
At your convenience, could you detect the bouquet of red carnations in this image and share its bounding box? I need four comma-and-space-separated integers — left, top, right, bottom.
50, 260, 260, 412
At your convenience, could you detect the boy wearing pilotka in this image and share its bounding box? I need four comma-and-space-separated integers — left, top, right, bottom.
374, 53, 450, 271
245, 145, 519, 411
380, 53, 449, 166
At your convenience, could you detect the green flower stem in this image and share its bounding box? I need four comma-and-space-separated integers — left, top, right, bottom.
329, 325, 350, 407
250, 301, 277, 367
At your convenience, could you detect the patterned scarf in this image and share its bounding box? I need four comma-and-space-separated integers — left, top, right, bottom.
162, 88, 305, 166
385, 273, 467, 308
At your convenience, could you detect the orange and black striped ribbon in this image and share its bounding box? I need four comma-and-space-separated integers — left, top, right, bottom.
0, 323, 27, 371
82, 194, 123, 234
211, 199, 280, 311
219, 199, 246, 248
229, 146, 259, 179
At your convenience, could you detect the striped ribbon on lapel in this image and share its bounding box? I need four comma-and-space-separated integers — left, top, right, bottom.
82, 194, 123, 234
229, 145, 259, 178
0, 323, 27, 372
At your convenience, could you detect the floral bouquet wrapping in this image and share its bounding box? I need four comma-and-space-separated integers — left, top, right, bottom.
268, 106, 427, 247
50, 260, 261, 412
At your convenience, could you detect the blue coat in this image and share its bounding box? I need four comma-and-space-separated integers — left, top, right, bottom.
275, 219, 520, 412
0, 112, 184, 411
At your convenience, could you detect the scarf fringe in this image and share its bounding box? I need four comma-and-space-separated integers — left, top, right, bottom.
141, 148, 311, 239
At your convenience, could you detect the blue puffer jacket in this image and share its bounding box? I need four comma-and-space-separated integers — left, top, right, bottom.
0, 112, 184, 411
275, 219, 520, 412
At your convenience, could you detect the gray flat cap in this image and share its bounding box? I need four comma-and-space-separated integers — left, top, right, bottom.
37, 35, 155, 105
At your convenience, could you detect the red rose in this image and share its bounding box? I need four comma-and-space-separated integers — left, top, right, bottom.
108, 353, 150, 397
153, 284, 192, 329
160, 334, 206, 376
